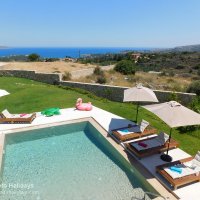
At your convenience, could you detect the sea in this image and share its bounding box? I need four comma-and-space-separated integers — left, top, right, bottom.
0, 47, 152, 58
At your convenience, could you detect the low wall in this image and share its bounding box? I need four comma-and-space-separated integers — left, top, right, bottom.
0, 69, 196, 105
0, 70, 61, 85
60, 81, 196, 105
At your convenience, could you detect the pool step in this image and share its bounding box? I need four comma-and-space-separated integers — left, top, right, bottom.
131, 188, 168, 200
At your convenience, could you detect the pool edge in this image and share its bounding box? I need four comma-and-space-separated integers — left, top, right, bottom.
0, 117, 179, 200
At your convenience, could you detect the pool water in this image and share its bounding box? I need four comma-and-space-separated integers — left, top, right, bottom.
0, 122, 156, 200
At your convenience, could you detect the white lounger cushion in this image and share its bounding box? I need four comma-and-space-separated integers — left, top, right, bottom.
130, 132, 169, 151
10, 114, 33, 118
2, 109, 12, 118
117, 119, 149, 136
131, 138, 161, 151
1, 109, 32, 118
194, 151, 200, 162
139, 119, 149, 132
164, 152, 200, 179
191, 151, 200, 168
164, 162, 200, 179
156, 132, 169, 145
117, 126, 141, 136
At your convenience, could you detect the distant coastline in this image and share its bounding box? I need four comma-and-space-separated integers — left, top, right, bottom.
0, 46, 8, 49
0, 47, 153, 58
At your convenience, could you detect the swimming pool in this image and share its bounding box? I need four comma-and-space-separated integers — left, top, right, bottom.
0, 121, 157, 200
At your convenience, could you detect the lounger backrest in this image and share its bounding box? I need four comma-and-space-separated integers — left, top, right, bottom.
1, 109, 11, 118
194, 151, 200, 165
156, 132, 169, 145
139, 119, 149, 132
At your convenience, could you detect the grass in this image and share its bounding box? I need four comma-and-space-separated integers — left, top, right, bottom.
0, 77, 199, 156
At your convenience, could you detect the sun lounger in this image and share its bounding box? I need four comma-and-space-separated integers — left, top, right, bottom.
111, 119, 157, 142
0, 109, 36, 124
124, 132, 179, 159
156, 152, 200, 189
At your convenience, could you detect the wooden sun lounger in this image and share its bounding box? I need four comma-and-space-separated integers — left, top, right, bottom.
111, 125, 157, 142
156, 157, 200, 189
0, 113, 36, 124
124, 137, 179, 159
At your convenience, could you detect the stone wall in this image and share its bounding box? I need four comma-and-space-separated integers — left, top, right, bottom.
60, 81, 196, 105
0, 70, 61, 85
0, 69, 196, 105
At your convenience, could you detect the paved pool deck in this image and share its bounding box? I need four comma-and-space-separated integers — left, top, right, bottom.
0, 106, 199, 200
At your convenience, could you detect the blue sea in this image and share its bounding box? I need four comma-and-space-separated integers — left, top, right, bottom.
0, 47, 151, 58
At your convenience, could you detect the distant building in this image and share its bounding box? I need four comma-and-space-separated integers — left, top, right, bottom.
63, 58, 76, 62
148, 71, 162, 74
131, 53, 141, 63
131, 53, 141, 60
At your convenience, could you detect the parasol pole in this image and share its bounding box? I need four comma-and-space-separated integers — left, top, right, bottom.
166, 128, 172, 155
136, 102, 139, 123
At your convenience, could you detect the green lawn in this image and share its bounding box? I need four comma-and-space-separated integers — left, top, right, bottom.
0, 77, 199, 156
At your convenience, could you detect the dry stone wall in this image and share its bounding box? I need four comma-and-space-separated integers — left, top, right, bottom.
0, 70, 196, 105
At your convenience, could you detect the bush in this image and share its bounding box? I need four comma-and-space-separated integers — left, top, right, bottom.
190, 97, 200, 113
45, 58, 59, 62
96, 76, 106, 84
176, 65, 185, 69
187, 81, 200, 95
168, 92, 179, 102
114, 60, 136, 75
94, 66, 104, 76
169, 71, 175, 77
28, 53, 40, 62
63, 71, 72, 81
192, 64, 200, 70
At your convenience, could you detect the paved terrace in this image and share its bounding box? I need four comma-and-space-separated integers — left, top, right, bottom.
0, 106, 199, 200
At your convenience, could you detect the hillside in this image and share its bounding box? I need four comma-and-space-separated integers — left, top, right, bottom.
0, 46, 7, 49
170, 44, 200, 52
137, 51, 200, 74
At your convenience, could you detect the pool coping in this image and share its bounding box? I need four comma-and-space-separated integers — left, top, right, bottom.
0, 117, 178, 200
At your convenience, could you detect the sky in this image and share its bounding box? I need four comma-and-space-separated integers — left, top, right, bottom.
0, 0, 200, 48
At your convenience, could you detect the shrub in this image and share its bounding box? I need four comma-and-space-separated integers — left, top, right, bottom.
96, 76, 106, 84
168, 92, 179, 102
94, 66, 104, 76
63, 71, 72, 81
189, 96, 200, 113
114, 60, 136, 75
28, 53, 40, 62
187, 81, 200, 95
192, 64, 200, 70
169, 71, 175, 77
45, 58, 59, 62
176, 65, 185, 69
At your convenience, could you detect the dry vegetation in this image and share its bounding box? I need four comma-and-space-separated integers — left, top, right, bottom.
73, 69, 192, 92
0, 61, 193, 92
1, 61, 94, 73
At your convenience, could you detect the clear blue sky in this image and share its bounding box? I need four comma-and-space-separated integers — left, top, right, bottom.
0, 0, 200, 48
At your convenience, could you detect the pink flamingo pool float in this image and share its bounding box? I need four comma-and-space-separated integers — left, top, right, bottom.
76, 98, 92, 111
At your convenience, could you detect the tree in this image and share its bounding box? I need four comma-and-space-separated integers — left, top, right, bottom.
28, 53, 40, 62
114, 60, 136, 75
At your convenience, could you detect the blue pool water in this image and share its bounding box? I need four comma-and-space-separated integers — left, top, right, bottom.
0, 122, 156, 200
